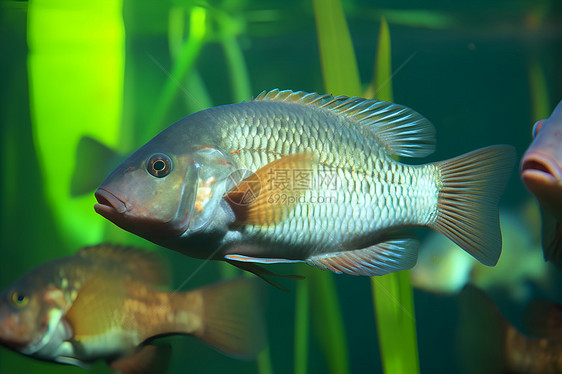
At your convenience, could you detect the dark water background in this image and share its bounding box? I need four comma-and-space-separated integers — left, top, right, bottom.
1, 0, 561, 373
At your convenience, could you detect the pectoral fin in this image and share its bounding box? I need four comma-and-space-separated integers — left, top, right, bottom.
306, 236, 419, 276
65, 273, 127, 337
224, 152, 318, 226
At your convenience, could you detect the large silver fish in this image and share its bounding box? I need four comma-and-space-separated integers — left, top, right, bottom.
95, 89, 515, 277
521, 100, 562, 268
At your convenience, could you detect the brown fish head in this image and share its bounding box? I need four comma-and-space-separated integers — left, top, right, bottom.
0, 269, 70, 355
95, 138, 238, 241
521, 102, 562, 219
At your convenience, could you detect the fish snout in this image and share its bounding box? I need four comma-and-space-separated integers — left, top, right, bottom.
94, 188, 128, 215
521, 150, 562, 185
0, 311, 33, 351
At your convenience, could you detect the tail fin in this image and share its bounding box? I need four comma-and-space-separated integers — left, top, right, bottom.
456, 285, 509, 374
193, 277, 267, 360
432, 145, 515, 266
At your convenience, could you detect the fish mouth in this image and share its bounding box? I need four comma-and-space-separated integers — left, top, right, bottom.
94, 188, 127, 216
521, 150, 562, 186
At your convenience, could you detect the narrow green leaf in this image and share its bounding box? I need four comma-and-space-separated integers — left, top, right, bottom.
370, 17, 420, 374
527, 56, 551, 121
372, 271, 419, 374
313, 0, 361, 96
310, 1, 358, 373
149, 6, 207, 138
365, 17, 393, 101
215, 10, 252, 102
294, 273, 309, 374
308, 268, 349, 374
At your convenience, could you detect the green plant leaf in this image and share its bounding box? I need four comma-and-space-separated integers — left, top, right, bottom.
370, 17, 420, 374
313, 0, 361, 96
27, 0, 125, 248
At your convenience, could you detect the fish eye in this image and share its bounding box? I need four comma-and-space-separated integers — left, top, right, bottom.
532, 120, 545, 138
10, 292, 29, 308
146, 153, 173, 178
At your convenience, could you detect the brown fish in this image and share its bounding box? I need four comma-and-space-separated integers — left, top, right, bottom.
457, 285, 562, 374
0, 245, 265, 372
521, 100, 562, 267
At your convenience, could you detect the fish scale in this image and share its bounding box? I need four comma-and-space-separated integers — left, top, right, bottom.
237, 152, 439, 257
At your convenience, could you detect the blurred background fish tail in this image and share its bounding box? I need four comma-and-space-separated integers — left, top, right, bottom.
189, 277, 267, 360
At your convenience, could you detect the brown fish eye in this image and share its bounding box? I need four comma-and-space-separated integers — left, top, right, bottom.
10, 292, 29, 308
147, 154, 172, 178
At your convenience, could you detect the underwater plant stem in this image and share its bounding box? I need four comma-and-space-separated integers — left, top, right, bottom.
294, 274, 309, 374
220, 35, 252, 103
310, 1, 359, 373
365, 17, 393, 100
313, 0, 361, 96
149, 6, 207, 138
308, 267, 349, 374
168, 6, 185, 60
527, 55, 550, 120
371, 272, 419, 374
258, 347, 274, 374
370, 17, 420, 374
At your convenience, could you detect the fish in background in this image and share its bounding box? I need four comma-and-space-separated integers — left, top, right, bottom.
0, 245, 265, 373
93, 89, 515, 279
411, 204, 551, 302
521, 100, 562, 268
456, 285, 562, 374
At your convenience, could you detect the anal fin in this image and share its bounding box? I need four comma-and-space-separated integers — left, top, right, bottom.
306, 236, 419, 276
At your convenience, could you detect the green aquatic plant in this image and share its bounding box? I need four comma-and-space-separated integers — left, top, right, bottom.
27, 0, 125, 248
149, 5, 207, 138
370, 18, 420, 374
305, 0, 365, 373
527, 55, 550, 121
165, 6, 272, 373
312, 2, 420, 373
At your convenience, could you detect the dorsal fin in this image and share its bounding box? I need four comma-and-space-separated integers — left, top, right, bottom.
251, 89, 436, 158
76, 245, 170, 286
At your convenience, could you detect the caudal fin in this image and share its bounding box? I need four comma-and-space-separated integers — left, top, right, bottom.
432, 145, 515, 266
194, 277, 267, 360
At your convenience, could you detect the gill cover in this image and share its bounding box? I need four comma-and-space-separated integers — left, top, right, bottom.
187, 147, 238, 233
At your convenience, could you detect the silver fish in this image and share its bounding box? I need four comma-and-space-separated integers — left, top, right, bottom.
521, 100, 562, 267
95, 89, 515, 277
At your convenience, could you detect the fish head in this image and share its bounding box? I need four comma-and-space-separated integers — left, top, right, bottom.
95, 140, 238, 241
0, 267, 70, 356
521, 101, 562, 219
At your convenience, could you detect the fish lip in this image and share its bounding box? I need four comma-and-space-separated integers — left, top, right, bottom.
521, 150, 562, 185
94, 188, 127, 215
